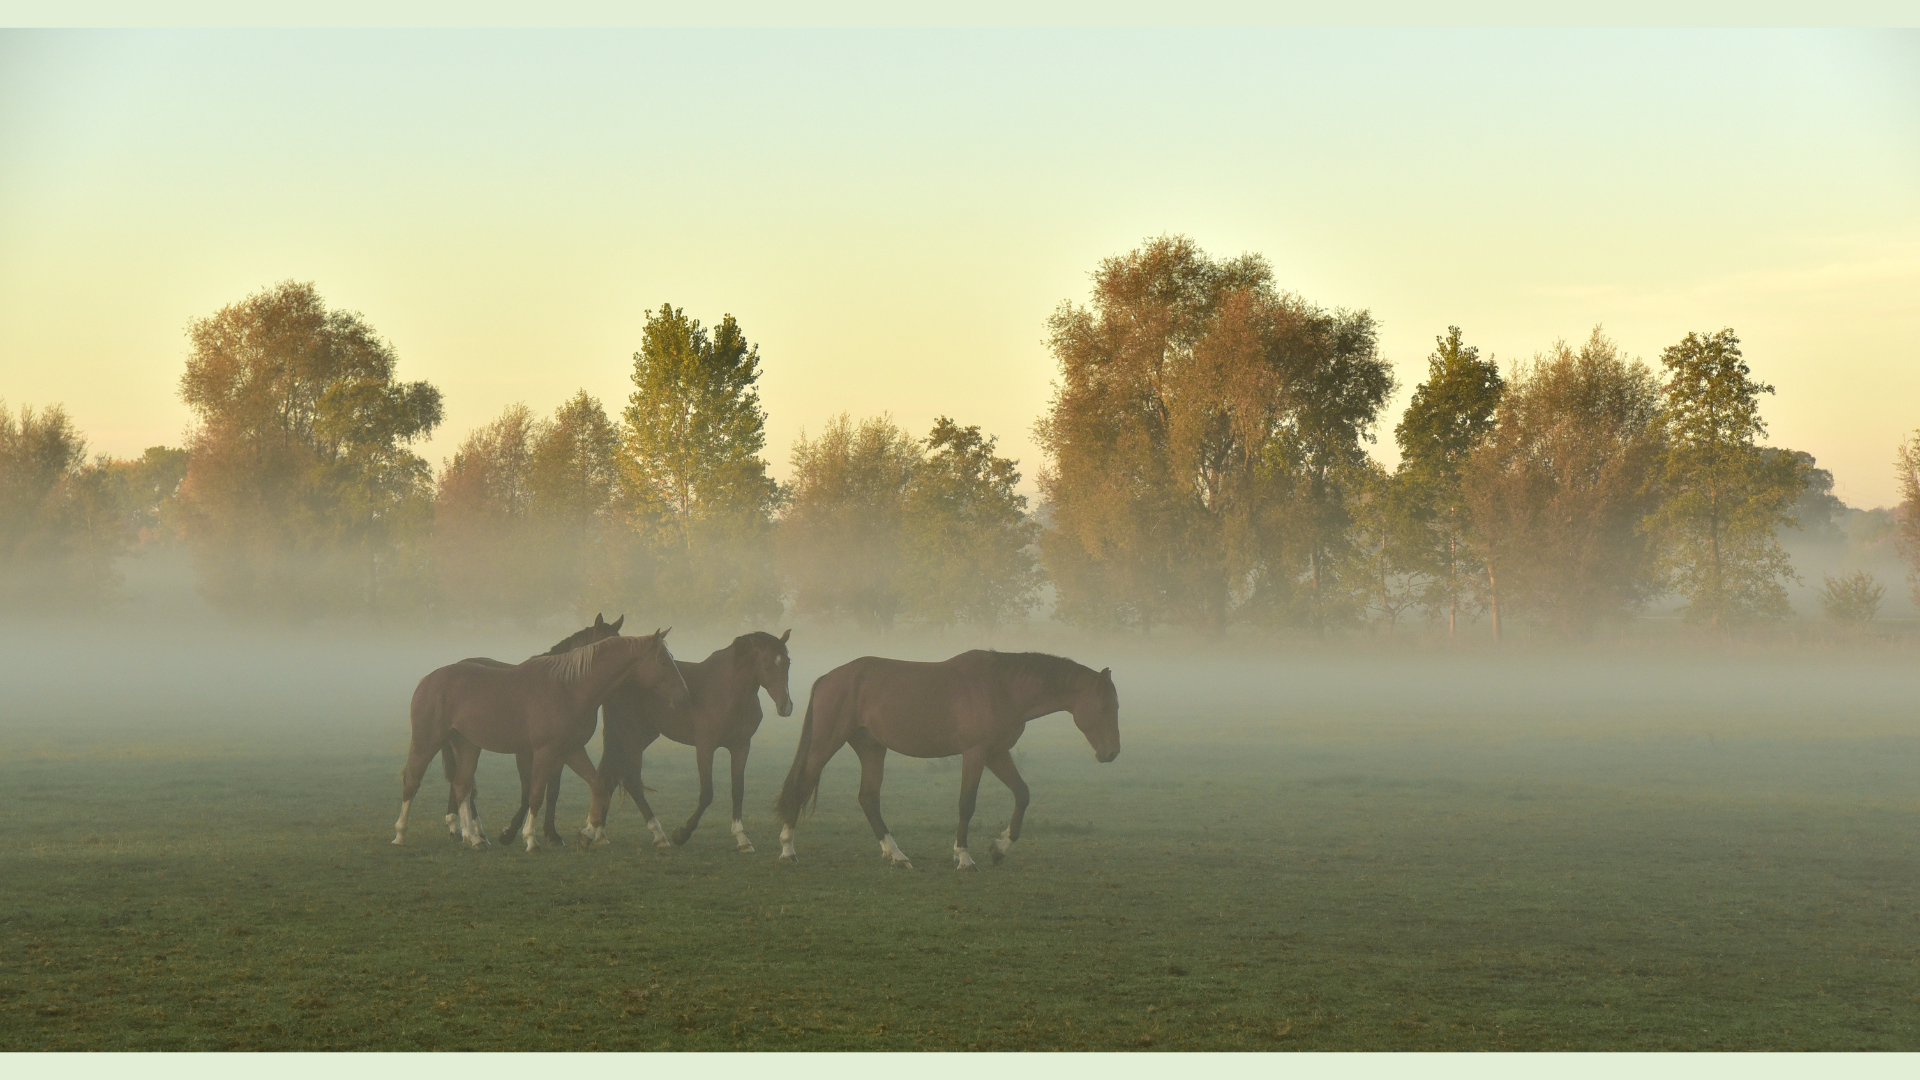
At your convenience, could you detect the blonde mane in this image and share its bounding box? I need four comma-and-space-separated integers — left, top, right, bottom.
532, 635, 628, 684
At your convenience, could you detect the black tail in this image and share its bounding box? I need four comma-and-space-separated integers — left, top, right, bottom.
773, 690, 820, 825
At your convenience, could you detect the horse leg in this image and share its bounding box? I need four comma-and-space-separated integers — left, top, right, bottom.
442, 739, 463, 838
983, 748, 1031, 865
849, 731, 910, 868
562, 745, 609, 846
450, 738, 488, 849
671, 743, 717, 847
728, 744, 755, 852
542, 766, 565, 845
952, 749, 987, 871
501, 753, 535, 844
521, 747, 562, 853
615, 735, 673, 848
394, 739, 439, 845
777, 719, 852, 864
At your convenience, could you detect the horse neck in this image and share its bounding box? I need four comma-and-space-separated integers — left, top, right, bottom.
705, 645, 760, 704
571, 642, 646, 707
1007, 669, 1082, 722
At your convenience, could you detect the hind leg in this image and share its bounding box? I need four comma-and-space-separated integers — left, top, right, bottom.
952, 749, 987, 871
849, 731, 910, 868
394, 739, 440, 845
671, 743, 717, 847
501, 753, 535, 844
542, 767, 564, 844
443, 740, 465, 838
449, 738, 488, 849
562, 745, 609, 846
520, 747, 564, 853
983, 749, 1030, 865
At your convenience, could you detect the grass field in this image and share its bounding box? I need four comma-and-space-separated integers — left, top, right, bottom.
2, 624, 1917, 1050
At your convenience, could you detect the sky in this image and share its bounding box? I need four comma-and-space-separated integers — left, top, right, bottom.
2, 29, 1916, 505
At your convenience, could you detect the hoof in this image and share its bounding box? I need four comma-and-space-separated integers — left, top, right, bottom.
957, 861, 979, 872
990, 847, 1005, 865
391, 837, 404, 846
738, 844, 756, 854
778, 853, 796, 864
891, 859, 913, 869
670, 828, 692, 847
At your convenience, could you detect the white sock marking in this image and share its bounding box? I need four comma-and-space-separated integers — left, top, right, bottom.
954, 843, 978, 870
647, 817, 671, 847
778, 823, 796, 861
393, 798, 412, 844
993, 827, 1012, 855
881, 834, 911, 866
732, 819, 754, 851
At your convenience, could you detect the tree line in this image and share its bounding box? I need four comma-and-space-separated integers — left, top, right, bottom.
3, 238, 1913, 635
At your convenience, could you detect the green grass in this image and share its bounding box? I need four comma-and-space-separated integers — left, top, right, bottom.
2, 640, 1918, 1050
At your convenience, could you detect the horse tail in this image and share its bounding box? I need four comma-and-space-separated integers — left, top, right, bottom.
774, 688, 821, 824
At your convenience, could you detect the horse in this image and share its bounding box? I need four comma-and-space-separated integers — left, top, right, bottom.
394, 630, 688, 852
442, 613, 625, 841
505, 630, 796, 853
772, 650, 1120, 870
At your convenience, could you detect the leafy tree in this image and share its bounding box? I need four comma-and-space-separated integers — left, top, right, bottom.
619, 305, 781, 625
176, 281, 442, 618
1347, 461, 1429, 634
1895, 432, 1920, 606
100, 447, 191, 546
528, 391, 622, 616
904, 417, 1042, 627
1651, 329, 1805, 629
1774, 449, 1844, 542
1036, 235, 1392, 634
1464, 328, 1664, 638
1394, 327, 1504, 635
432, 404, 541, 623
0, 401, 127, 608
780, 414, 920, 630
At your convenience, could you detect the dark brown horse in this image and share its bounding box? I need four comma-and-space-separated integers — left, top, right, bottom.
395, 630, 687, 851
773, 650, 1120, 870
443, 614, 625, 840
507, 630, 796, 852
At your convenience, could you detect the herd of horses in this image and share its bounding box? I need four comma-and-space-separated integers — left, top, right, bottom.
394, 615, 1123, 870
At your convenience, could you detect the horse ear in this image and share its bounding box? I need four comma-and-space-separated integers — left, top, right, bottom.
780, 628, 791, 643
610, 615, 624, 632
1100, 667, 1112, 681
594, 613, 606, 627
659, 627, 671, 639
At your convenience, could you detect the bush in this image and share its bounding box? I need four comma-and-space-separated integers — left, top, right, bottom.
1818, 571, 1884, 625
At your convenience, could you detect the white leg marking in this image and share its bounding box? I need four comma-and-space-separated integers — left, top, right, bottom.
646, 817, 671, 848
994, 827, 1012, 855
778, 824, 796, 862
582, 814, 606, 846
881, 834, 912, 868
954, 843, 978, 871
445, 811, 458, 836
524, 806, 540, 852
732, 818, 754, 852
393, 798, 412, 845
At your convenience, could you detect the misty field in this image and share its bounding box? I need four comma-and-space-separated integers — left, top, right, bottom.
2, 624, 1917, 1051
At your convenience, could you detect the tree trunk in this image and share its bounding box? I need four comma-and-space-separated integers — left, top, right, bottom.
1487, 559, 1501, 644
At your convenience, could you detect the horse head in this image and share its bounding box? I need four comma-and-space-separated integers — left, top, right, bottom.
739, 629, 795, 717
1070, 666, 1121, 763
640, 628, 692, 708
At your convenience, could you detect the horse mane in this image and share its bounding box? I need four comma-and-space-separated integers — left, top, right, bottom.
529, 635, 632, 685
730, 631, 784, 654
541, 623, 604, 657
987, 651, 1090, 694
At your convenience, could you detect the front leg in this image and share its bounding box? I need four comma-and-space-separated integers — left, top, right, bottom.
728, 744, 755, 852
671, 743, 717, 847
983, 748, 1030, 864
501, 753, 535, 844
953, 749, 986, 871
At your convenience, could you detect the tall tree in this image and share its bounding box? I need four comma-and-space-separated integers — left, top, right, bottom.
619, 305, 781, 625
528, 391, 622, 616
176, 281, 442, 617
780, 414, 920, 629
1036, 235, 1392, 634
1651, 329, 1805, 629
1894, 432, 1920, 607
1394, 326, 1504, 635
432, 404, 542, 623
0, 401, 128, 608
1464, 328, 1665, 638
904, 417, 1043, 627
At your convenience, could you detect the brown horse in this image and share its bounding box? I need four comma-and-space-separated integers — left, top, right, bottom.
773, 650, 1120, 870
443, 614, 625, 840
507, 630, 796, 852
394, 630, 688, 851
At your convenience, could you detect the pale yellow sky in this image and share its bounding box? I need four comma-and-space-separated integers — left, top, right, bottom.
2, 30, 1916, 505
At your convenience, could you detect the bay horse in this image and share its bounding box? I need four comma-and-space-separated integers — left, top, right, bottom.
506, 630, 796, 853
444, 614, 625, 841
773, 650, 1120, 870
394, 630, 688, 851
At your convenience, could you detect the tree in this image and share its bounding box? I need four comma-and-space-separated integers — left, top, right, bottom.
432, 404, 542, 623
1651, 329, 1805, 629
1464, 328, 1665, 638
903, 417, 1043, 627
780, 414, 920, 629
527, 391, 622, 616
176, 281, 442, 618
1036, 235, 1393, 634
1818, 571, 1883, 626
619, 305, 781, 625
0, 401, 126, 608
1394, 327, 1504, 635
1895, 432, 1920, 606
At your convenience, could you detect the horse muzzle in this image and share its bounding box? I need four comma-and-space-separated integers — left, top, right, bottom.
776, 698, 794, 718
1097, 749, 1119, 764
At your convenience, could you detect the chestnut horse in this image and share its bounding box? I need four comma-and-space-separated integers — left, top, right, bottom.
394, 630, 687, 851
443, 614, 625, 840
507, 630, 796, 852
773, 650, 1120, 870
